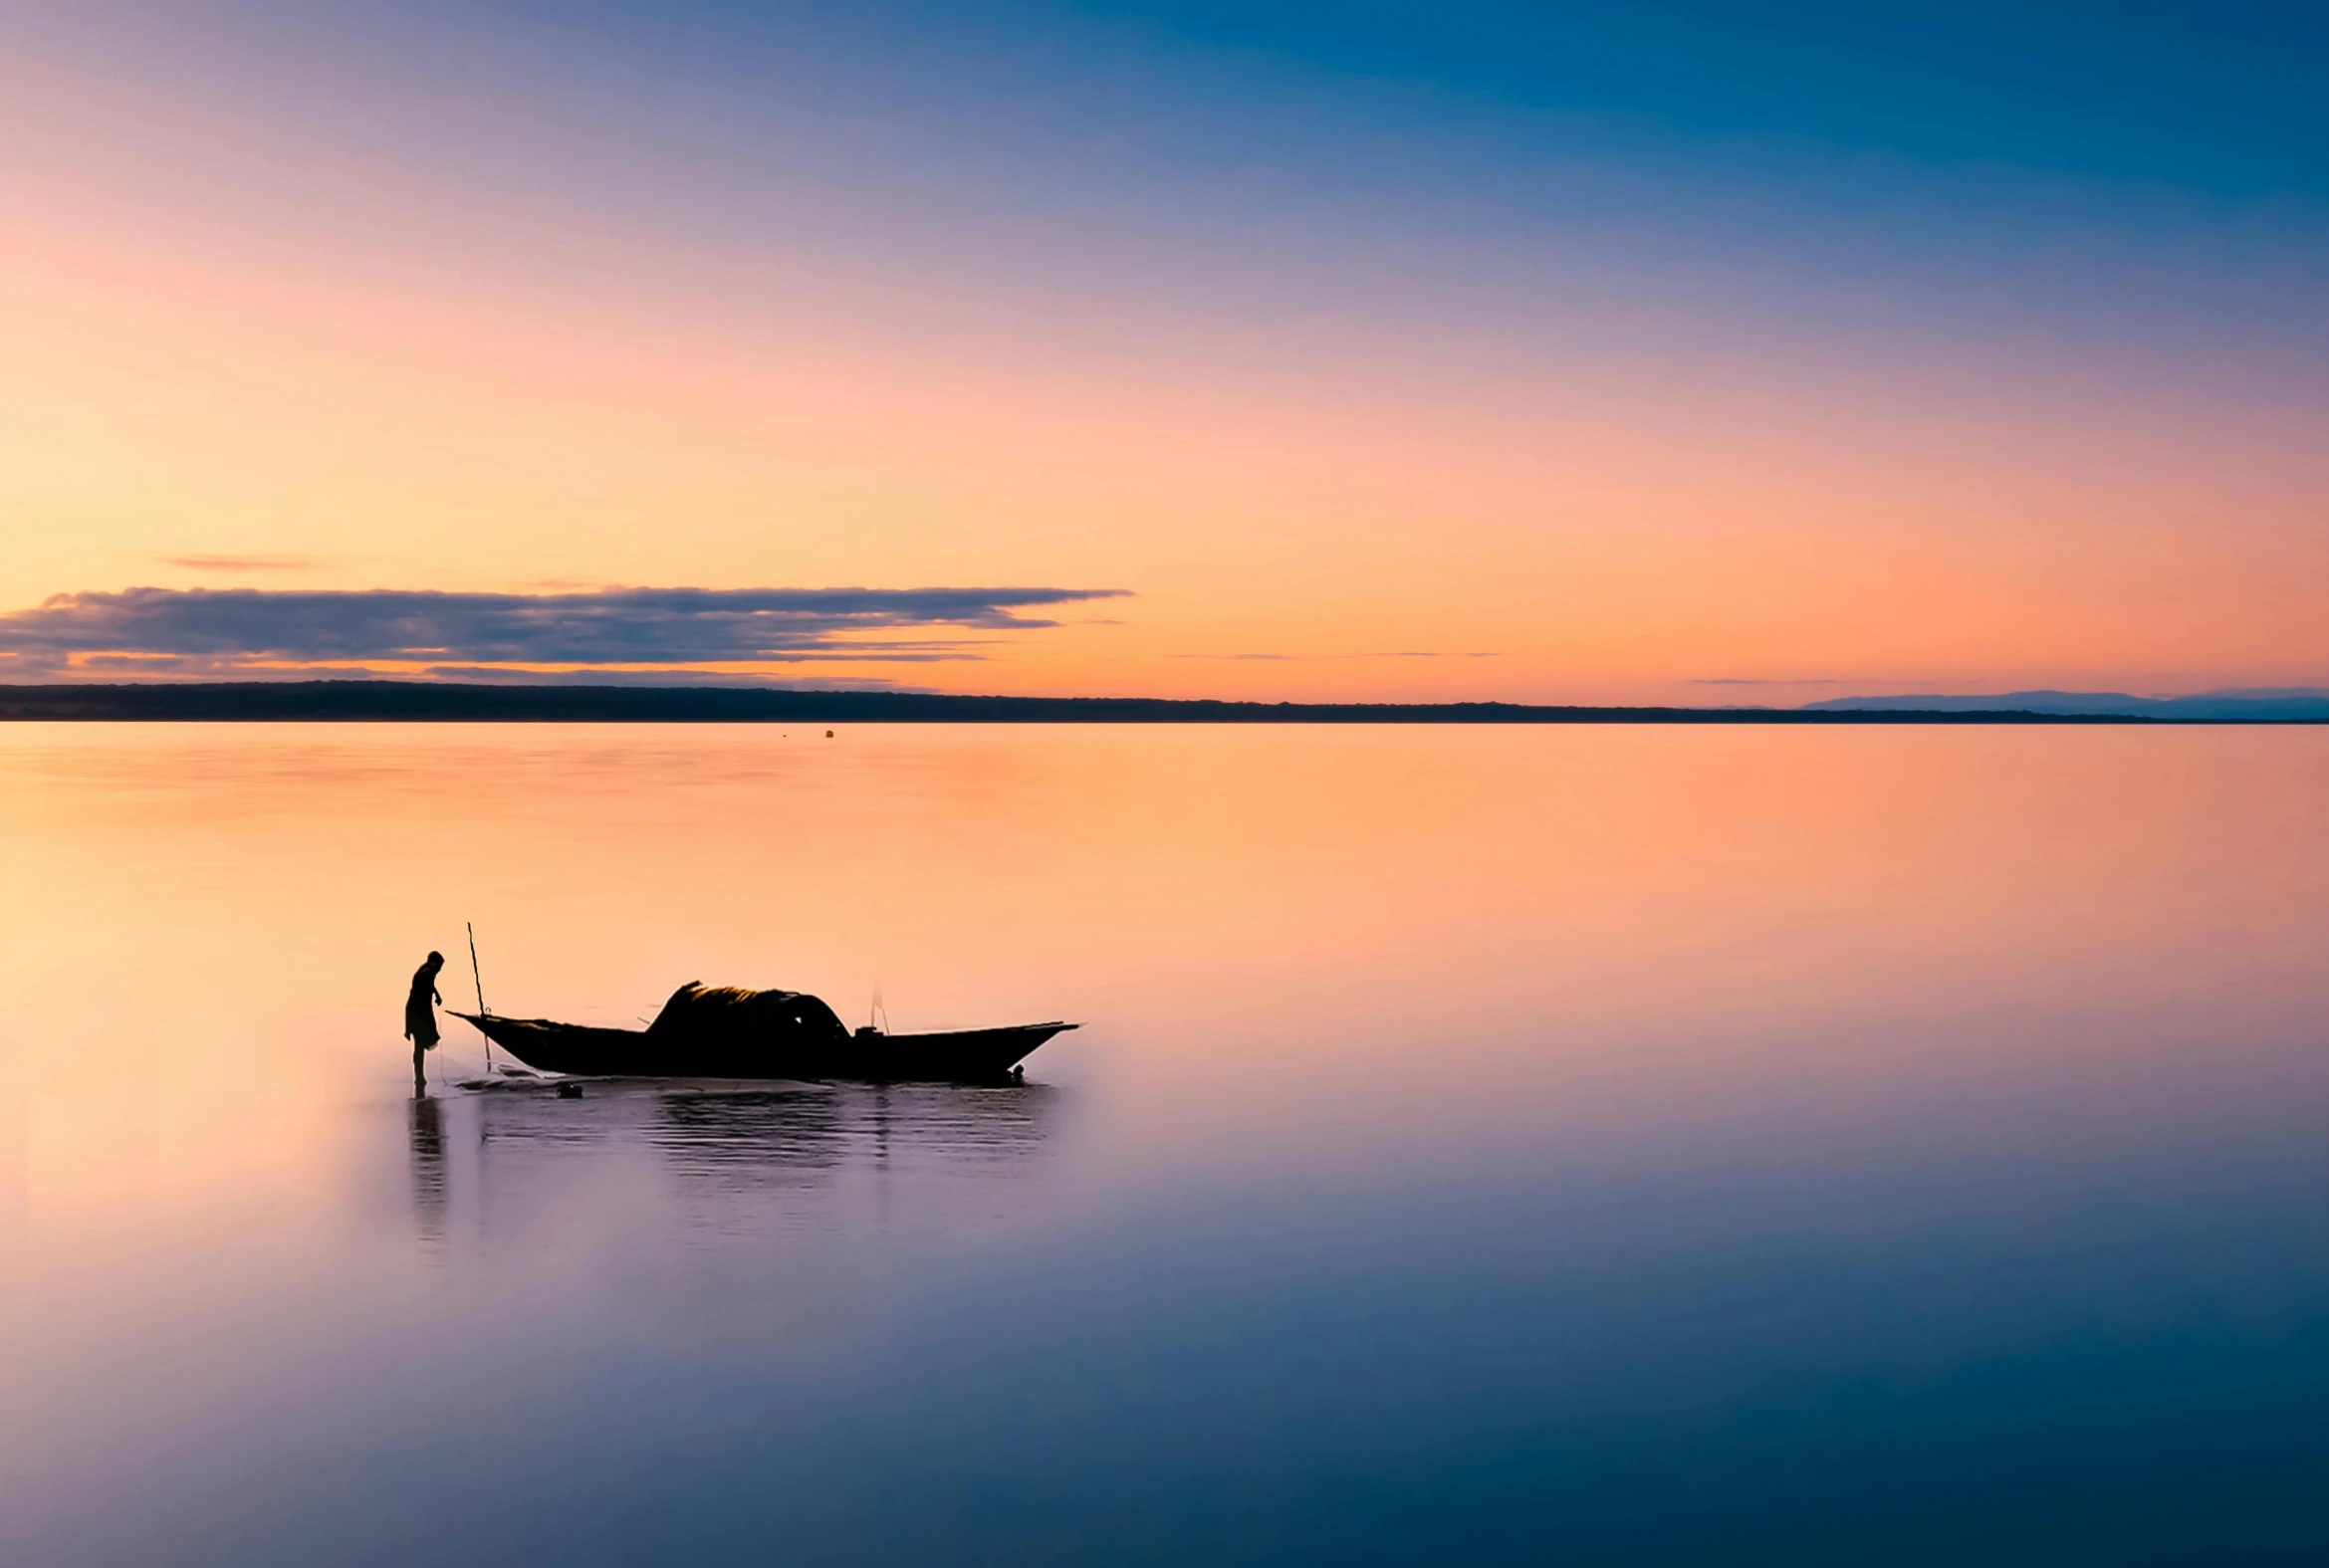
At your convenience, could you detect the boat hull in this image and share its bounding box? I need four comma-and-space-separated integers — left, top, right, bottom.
453, 1012, 1073, 1082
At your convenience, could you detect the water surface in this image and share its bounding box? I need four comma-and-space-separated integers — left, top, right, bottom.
4, 724, 2328, 1564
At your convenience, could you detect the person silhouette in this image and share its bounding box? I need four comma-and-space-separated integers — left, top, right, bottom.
406, 951, 445, 1093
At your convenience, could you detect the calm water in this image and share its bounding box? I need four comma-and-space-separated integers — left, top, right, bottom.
5, 723, 2329, 1564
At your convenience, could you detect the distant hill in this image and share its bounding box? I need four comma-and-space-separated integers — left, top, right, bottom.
0, 680, 2195, 723
1804, 689, 2329, 721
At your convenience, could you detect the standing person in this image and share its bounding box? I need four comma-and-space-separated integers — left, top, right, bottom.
406, 951, 445, 1094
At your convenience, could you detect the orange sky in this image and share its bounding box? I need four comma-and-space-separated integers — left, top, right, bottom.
4, 4, 2326, 703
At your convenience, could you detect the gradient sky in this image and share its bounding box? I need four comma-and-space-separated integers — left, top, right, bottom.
2, 0, 2325, 700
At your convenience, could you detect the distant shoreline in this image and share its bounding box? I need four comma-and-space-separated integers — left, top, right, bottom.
0, 680, 2237, 723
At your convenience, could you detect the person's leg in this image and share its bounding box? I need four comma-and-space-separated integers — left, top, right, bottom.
413, 1040, 427, 1095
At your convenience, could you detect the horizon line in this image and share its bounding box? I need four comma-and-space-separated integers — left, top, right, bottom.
7, 679, 2326, 724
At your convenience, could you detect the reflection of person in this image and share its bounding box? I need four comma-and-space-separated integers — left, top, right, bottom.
405, 952, 445, 1093
407, 1092, 446, 1250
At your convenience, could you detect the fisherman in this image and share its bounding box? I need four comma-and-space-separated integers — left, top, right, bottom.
405, 951, 445, 1093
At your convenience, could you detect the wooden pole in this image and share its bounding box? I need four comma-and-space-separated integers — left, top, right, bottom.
467, 921, 490, 1073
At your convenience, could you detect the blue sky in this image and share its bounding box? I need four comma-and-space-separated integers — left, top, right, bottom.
529, 0, 2329, 195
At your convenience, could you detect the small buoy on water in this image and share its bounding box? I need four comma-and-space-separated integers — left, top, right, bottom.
825, 730, 834, 738
557, 1082, 583, 1099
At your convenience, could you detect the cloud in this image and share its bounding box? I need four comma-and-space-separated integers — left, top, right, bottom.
159, 554, 332, 573
1167, 650, 1501, 661
419, 666, 921, 691
0, 585, 1129, 678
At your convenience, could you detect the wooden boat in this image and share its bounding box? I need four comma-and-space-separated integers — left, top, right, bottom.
452, 982, 1074, 1083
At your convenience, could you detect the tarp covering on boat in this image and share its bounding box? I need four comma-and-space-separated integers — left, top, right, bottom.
647, 983, 849, 1047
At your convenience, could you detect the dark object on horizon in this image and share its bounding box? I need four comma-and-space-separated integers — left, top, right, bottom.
456, 982, 1075, 1083
405, 951, 445, 1093
0, 680, 2186, 724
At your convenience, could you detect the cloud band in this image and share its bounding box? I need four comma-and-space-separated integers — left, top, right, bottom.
0, 585, 1129, 677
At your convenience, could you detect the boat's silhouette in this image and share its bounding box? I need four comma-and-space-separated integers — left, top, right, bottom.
456, 981, 1075, 1082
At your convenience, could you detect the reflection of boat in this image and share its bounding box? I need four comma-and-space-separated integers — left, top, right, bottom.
453, 981, 1076, 1082
407, 1078, 1062, 1252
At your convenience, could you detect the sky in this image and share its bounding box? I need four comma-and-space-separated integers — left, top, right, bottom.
1, 0, 2325, 702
